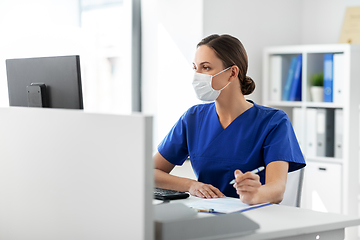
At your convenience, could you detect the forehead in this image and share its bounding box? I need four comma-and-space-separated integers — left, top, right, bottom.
194, 45, 223, 66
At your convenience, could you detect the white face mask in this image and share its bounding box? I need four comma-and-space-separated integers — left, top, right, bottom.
192, 67, 231, 101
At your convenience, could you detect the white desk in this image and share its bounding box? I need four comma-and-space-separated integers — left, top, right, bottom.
158, 197, 360, 240
237, 204, 359, 240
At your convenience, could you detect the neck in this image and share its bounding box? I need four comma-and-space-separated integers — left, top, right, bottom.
215, 90, 253, 129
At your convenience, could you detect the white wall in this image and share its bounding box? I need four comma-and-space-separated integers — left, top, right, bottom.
203, 0, 303, 104
301, 0, 344, 44
301, 0, 360, 44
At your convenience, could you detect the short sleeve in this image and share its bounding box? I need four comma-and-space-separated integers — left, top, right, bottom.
263, 111, 306, 172
157, 111, 189, 166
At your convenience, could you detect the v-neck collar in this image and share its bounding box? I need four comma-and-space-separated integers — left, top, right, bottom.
214, 100, 255, 130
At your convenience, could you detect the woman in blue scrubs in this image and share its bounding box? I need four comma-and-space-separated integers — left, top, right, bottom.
154, 34, 305, 205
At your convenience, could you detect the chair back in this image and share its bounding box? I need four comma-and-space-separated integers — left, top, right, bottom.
280, 168, 304, 207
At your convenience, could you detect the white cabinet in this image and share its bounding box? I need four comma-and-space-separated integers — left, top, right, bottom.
263, 44, 360, 239
302, 161, 342, 214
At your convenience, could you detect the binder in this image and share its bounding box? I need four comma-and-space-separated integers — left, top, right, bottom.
323, 54, 334, 102
316, 109, 326, 156
292, 107, 304, 150
334, 109, 343, 158
306, 108, 317, 157
270, 55, 282, 101
325, 109, 335, 157
316, 109, 335, 157
333, 54, 344, 105
282, 56, 297, 101
288, 55, 302, 101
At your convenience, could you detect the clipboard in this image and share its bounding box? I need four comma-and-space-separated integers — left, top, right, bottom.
183, 197, 272, 214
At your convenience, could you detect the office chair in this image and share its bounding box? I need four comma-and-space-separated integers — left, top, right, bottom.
280, 168, 305, 207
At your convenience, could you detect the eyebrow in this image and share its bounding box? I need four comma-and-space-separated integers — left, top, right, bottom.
193, 61, 211, 67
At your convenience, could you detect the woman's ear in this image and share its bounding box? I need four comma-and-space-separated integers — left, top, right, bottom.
229, 65, 239, 81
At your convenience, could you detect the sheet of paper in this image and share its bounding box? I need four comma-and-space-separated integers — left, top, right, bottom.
183, 197, 271, 213
153, 199, 164, 205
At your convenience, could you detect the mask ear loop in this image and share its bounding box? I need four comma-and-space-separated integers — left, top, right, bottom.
212, 66, 231, 77
219, 81, 231, 91
212, 66, 232, 91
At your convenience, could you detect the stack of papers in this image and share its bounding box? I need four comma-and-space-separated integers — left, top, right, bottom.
183, 197, 272, 214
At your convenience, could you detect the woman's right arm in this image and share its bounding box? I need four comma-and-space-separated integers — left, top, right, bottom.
154, 151, 225, 198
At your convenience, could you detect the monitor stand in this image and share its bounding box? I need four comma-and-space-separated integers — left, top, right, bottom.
26, 83, 48, 107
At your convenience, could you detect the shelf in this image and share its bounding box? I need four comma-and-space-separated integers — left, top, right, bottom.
263, 44, 360, 240
264, 44, 352, 55
305, 157, 342, 164
305, 102, 343, 109
265, 101, 343, 109
265, 101, 302, 107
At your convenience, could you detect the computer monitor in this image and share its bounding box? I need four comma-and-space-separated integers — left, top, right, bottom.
6, 55, 83, 109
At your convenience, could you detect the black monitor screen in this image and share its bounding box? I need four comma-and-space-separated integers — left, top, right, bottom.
6, 55, 83, 109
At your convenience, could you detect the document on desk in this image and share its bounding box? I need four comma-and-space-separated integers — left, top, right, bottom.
184, 197, 272, 214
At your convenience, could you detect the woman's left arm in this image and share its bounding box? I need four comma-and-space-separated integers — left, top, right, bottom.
233, 161, 289, 205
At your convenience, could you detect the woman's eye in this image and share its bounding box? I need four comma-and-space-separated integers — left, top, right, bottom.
203, 66, 210, 70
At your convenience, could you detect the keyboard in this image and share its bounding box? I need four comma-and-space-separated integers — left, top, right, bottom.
154, 187, 190, 201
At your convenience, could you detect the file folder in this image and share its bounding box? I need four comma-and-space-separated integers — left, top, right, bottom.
334, 109, 343, 158
333, 54, 344, 105
288, 55, 302, 101
323, 54, 334, 102
316, 109, 334, 157
282, 57, 297, 101
306, 108, 317, 157
270, 55, 282, 102
292, 107, 304, 150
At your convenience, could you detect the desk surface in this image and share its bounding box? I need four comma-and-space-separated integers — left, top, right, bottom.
239, 204, 359, 240
164, 197, 360, 240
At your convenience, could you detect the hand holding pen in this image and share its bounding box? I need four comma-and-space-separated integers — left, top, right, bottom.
229, 166, 265, 184
230, 166, 265, 204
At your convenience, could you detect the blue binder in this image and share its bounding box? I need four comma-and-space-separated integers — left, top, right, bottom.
323, 54, 334, 102
288, 55, 302, 101
282, 57, 297, 101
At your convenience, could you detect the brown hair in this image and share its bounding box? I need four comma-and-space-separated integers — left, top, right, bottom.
197, 34, 255, 95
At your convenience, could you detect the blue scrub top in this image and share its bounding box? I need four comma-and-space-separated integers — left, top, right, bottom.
158, 100, 305, 198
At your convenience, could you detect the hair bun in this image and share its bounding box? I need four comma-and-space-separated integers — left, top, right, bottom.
241, 76, 255, 95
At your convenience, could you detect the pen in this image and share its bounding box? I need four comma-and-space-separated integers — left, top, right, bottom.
191, 208, 215, 213
229, 166, 265, 185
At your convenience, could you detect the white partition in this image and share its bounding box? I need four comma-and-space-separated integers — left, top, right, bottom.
0, 107, 153, 240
